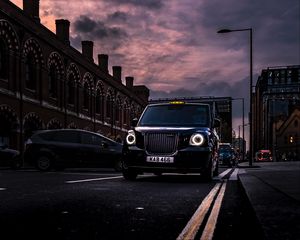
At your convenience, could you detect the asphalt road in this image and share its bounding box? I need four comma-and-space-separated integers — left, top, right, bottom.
0, 166, 262, 240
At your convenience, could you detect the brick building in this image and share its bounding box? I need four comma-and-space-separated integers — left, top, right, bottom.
0, 0, 149, 151
253, 65, 300, 160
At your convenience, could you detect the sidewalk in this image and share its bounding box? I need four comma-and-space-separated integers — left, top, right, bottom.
237, 161, 300, 240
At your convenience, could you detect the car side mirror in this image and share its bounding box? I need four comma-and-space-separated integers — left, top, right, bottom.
131, 118, 138, 127
214, 118, 221, 128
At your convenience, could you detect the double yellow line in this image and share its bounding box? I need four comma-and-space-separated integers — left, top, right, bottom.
177, 181, 227, 240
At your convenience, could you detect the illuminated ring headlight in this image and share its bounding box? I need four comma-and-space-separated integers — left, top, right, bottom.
189, 133, 205, 146
126, 131, 136, 145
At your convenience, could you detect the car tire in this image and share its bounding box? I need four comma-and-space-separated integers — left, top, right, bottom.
36, 155, 52, 171
122, 168, 138, 180
201, 160, 213, 182
114, 159, 123, 172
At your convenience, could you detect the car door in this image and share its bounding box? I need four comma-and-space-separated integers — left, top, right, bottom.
79, 132, 117, 168
51, 130, 81, 167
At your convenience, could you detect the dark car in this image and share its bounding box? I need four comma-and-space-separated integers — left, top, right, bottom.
218, 148, 236, 167
0, 143, 22, 169
122, 102, 220, 181
24, 129, 123, 171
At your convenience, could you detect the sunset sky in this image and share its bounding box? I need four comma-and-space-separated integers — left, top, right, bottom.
10, 0, 300, 140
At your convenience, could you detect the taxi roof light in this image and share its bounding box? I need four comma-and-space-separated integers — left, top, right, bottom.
169, 101, 185, 104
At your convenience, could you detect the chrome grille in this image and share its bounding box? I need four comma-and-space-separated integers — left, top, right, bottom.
145, 133, 178, 155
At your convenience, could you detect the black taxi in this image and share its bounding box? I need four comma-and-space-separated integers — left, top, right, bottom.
122, 101, 220, 181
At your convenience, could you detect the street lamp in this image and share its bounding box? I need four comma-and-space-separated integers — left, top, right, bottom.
217, 28, 253, 167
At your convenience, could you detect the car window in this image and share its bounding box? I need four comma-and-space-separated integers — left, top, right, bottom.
80, 132, 103, 145
38, 131, 56, 141
139, 104, 209, 127
53, 131, 80, 143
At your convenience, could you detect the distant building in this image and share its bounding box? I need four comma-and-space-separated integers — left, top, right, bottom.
232, 137, 246, 160
0, 0, 149, 151
253, 65, 300, 160
275, 107, 300, 161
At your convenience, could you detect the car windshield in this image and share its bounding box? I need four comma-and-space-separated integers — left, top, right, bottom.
138, 104, 210, 127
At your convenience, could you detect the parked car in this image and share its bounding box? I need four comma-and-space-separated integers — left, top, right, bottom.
255, 150, 272, 162
218, 147, 236, 167
122, 101, 220, 181
0, 143, 22, 169
24, 129, 123, 171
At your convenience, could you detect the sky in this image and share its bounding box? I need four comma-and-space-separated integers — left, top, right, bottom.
10, 0, 300, 144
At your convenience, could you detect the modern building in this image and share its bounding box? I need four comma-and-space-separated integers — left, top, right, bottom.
275, 107, 300, 161
0, 0, 149, 151
253, 65, 300, 160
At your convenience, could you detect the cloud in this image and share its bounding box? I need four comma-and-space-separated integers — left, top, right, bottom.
149, 74, 258, 119
109, 0, 164, 10
107, 11, 129, 23
74, 15, 97, 33
73, 15, 128, 40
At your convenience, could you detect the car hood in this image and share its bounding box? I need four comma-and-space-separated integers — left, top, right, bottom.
0, 148, 19, 155
134, 126, 211, 134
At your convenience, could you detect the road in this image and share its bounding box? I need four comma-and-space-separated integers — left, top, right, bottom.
0, 166, 263, 240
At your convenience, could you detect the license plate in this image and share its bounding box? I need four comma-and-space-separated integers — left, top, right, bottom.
146, 156, 174, 163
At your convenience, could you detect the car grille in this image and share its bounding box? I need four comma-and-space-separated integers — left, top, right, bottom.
145, 133, 178, 155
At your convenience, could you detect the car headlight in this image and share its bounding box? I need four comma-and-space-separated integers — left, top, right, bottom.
189, 133, 205, 146
126, 130, 136, 145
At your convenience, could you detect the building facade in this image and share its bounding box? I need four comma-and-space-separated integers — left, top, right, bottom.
0, 0, 149, 151
253, 65, 300, 160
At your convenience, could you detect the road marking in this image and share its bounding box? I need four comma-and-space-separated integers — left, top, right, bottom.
55, 172, 119, 176
66, 176, 123, 184
229, 168, 239, 180
218, 168, 232, 178
0, 188, 6, 191
200, 181, 227, 240
176, 182, 222, 240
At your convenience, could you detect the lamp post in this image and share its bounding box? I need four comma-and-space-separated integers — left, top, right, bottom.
217, 28, 253, 166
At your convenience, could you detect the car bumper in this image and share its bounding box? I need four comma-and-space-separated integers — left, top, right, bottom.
122, 146, 212, 173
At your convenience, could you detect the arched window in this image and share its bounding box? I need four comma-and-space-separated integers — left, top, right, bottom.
123, 102, 129, 126
0, 40, 8, 80
25, 52, 36, 90
83, 82, 90, 111
95, 89, 101, 114
106, 95, 112, 119
48, 65, 59, 99
115, 101, 120, 122
67, 75, 75, 105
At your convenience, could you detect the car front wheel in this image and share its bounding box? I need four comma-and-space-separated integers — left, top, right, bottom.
114, 159, 123, 172
201, 160, 213, 182
36, 155, 52, 171
122, 168, 138, 180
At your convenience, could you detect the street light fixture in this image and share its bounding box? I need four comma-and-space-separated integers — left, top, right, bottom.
217, 27, 253, 166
